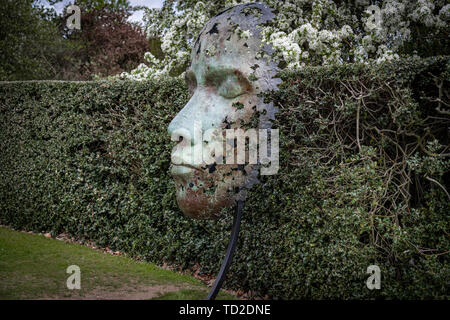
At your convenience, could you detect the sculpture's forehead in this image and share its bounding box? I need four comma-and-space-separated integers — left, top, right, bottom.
189, 43, 255, 81
190, 3, 275, 74
192, 3, 275, 52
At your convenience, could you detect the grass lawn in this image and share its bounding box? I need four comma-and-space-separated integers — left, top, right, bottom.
0, 226, 236, 300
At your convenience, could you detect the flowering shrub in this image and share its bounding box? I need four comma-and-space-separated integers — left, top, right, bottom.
120, 0, 449, 80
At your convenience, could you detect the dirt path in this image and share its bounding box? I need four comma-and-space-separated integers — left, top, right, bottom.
40, 284, 187, 300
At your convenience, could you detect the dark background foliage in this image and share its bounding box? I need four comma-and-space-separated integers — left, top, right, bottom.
0, 0, 71, 80
0, 0, 149, 81
0, 57, 449, 299
59, 1, 150, 79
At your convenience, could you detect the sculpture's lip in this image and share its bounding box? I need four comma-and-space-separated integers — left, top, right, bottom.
170, 163, 202, 175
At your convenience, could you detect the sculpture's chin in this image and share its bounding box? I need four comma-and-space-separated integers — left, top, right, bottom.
171, 163, 243, 219
175, 186, 233, 219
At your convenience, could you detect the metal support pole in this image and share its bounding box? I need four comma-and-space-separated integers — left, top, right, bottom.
206, 200, 244, 300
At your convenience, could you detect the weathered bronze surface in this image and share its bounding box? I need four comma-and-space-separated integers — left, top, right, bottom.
168, 3, 280, 219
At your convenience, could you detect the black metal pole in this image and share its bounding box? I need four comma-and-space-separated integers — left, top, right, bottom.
206, 200, 244, 300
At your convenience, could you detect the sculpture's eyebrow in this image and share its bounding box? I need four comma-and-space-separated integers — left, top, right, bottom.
184, 70, 197, 94
185, 70, 196, 84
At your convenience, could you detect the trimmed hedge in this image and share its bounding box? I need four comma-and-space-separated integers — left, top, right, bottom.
1, 57, 449, 299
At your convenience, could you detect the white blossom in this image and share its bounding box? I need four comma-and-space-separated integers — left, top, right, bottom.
120, 0, 448, 80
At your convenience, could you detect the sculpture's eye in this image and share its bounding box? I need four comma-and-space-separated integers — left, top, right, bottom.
217, 75, 246, 99
205, 68, 251, 99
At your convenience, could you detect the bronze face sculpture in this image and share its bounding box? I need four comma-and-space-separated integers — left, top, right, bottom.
168, 3, 280, 219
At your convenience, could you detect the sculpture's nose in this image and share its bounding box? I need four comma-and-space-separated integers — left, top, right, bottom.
168, 89, 229, 147
168, 119, 187, 145
168, 98, 197, 146
168, 95, 206, 166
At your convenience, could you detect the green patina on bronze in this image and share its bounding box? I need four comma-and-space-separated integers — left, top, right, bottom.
168, 3, 281, 219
